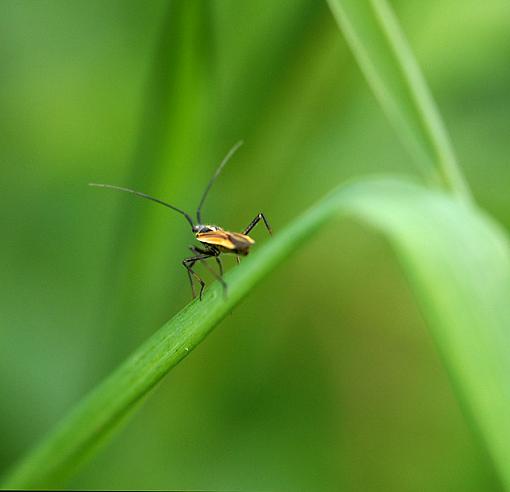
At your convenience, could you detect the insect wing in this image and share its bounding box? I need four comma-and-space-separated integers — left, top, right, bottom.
197, 231, 255, 250
226, 232, 255, 248
197, 230, 236, 250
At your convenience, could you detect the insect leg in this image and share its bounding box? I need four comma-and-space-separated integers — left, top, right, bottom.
190, 246, 222, 275
243, 213, 272, 236
182, 256, 207, 300
215, 256, 224, 277
190, 245, 209, 255
186, 265, 196, 299
190, 247, 227, 297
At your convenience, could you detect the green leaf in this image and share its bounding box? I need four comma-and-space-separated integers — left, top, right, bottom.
326, 0, 471, 201
100, 0, 213, 334
3, 177, 509, 488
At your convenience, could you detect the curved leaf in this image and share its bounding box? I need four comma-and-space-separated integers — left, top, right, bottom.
326, 0, 471, 201
3, 177, 509, 488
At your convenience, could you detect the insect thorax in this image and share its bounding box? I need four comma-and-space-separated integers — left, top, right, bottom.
193, 224, 223, 234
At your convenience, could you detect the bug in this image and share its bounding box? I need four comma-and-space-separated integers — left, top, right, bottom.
90, 141, 271, 300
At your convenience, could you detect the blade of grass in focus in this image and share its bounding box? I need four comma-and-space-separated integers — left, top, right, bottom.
326, 0, 471, 202
3, 177, 509, 488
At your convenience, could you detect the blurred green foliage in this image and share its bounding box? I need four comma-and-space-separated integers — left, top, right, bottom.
1, 0, 509, 490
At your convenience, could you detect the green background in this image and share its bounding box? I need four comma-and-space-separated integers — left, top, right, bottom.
1, 0, 509, 490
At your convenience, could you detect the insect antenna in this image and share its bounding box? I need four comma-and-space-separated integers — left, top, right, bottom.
89, 183, 195, 228
196, 140, 244, 224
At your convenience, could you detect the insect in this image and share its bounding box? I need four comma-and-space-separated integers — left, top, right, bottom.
90, 141, 271, 300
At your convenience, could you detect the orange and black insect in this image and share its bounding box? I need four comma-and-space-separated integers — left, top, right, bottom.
90, 141, 271, 300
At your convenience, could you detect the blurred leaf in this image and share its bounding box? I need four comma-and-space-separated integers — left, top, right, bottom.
326, 0, 471, 201
98, 0, 213, 347
3, 177, 509, 488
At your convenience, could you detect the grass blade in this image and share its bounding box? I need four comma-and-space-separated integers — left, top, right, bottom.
3, 177, 508, 488
326, 0, 471, 201
100, 0, 212, 343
